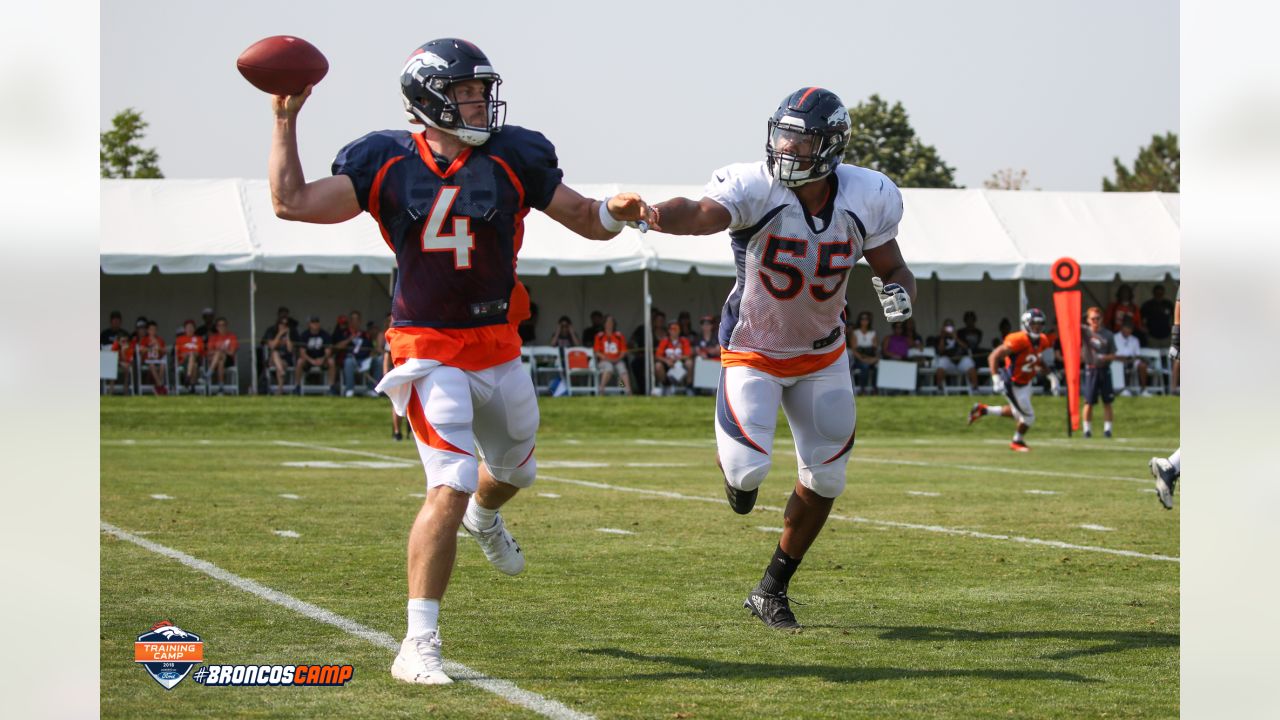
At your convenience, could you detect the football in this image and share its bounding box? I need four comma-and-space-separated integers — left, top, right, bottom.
236, 35, 329, 96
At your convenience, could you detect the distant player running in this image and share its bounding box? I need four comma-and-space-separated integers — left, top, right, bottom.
1149, 288, 1180, 508
637, 87, 915, 629
969, 308, 1053, 452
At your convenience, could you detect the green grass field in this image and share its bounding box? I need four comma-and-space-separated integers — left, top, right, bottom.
101, 394, 1179, 719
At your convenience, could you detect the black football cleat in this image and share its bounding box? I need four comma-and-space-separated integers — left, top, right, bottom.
1149, 457, 1178, 510
723, 478, 757, 515
744, 587, 801, 630
718, 456, 757, 514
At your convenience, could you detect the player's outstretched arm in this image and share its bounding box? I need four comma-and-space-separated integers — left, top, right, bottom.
544, 186, 648, 241
645, 197, 731, 236
864, 240, 917, 303
269, 86, 361, 224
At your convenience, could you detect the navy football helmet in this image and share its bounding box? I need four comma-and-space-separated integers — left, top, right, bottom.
400, 38, 506, 146
1021, 307, 1047, 342
765, 87, 850, 187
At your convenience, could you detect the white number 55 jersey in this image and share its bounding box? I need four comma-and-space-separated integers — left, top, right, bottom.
705, 161, 903, 376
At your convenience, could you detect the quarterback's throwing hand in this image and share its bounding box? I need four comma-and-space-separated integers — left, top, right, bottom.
872, 276, 912, 321
272, 85, 313, 119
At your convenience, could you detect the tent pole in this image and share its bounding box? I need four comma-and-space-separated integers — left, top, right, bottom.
1018, 279, 1028, 317
249, 271, 258, 396
643, 269, 653, 395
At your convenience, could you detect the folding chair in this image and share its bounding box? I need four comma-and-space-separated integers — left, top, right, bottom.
564, 346, 597, 396
912, 347, 937, 395
1138, 348, 1166, 395
525, 346, 564, 395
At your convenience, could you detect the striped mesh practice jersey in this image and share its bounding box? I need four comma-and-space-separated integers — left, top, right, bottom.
704, 161, 903, 374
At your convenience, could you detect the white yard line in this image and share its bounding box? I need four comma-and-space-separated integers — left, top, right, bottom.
101, 522, 595, 720
537, 475, 1178, 563
274, 440, 412, 462
279, 494, 301, 500
1024, 490, 1061, 496
853, 456, 1148, 484
756, 526, 784, 533
905, 491, 941, 497
150, 494, 174, 500
595, 528, 635, 535
1079, 524, 1115, 532
273, 530, 300, 538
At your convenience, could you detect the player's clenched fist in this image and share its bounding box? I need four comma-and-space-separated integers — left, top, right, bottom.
872, 276, 912, 321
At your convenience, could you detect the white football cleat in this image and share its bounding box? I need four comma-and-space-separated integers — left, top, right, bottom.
391, 633, 453, 685
462, 509, 525, 576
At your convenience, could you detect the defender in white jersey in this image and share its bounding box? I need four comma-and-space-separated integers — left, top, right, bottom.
638, 87, 917, 629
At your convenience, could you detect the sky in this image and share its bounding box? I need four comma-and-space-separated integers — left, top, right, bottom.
101, 0, 1178, 191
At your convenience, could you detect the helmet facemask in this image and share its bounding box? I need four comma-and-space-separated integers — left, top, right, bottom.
401, 55, 507, 146
1021, 309, 1047, 343
766, 119, 838, 187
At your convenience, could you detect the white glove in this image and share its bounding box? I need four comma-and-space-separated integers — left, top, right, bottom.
992, 373, 1005, 394
871, 277, 912, 321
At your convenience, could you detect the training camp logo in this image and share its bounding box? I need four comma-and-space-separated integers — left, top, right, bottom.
134, 621, 204, 690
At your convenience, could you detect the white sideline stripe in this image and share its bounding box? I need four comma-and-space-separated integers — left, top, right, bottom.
596, 528, 634, 535
113, 438, 1157, 485
981, 438, 1171, 453
1024, 490, 1061, 496
281, 460, 414, 470
101, 522, 595, 720
150, 494, 174, 500
273, 530, 300, 538
624, 462, 691, 468
275, 440, 411, 462
279, 494, 301, 500
905, 491, 941, 497
537, 475, 1179, 563
853, 456, 1147, 484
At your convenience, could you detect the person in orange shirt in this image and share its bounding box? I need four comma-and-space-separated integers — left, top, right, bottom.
108, 331, 136, 396
138, 321, 168, 396
654, 321, 693, 395
206, 317, 239, 393
175, 319, 205, 394
1103, 284, 1143, 335
592, 314, 631, 395
969, 308, 1054, 451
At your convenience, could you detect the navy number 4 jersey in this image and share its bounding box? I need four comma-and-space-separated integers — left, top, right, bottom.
332, 126, 563, 330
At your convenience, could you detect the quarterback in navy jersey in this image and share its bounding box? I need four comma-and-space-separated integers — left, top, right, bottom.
635, 87, 917, 631
268, 38, 649, 686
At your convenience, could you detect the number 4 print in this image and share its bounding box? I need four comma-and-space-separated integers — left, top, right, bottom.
421, 186, 475, 269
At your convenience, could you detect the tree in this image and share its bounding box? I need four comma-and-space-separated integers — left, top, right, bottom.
1102, 132, 1178, 192
983, 168, 1031, 190
100, 108, 164, 178
843, 94, 958, 188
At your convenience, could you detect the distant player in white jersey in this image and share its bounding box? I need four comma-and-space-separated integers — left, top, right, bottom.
637, 87, 917, 629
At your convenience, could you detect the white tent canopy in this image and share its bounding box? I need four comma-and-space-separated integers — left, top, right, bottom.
101, 179, 1180, 280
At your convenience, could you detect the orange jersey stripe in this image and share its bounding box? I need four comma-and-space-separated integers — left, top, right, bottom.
412, 133, 471, 178
368, 155, 407, 252
721, 344, 845, 378
388, 325, 522, 372
406, 385, 472, 456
